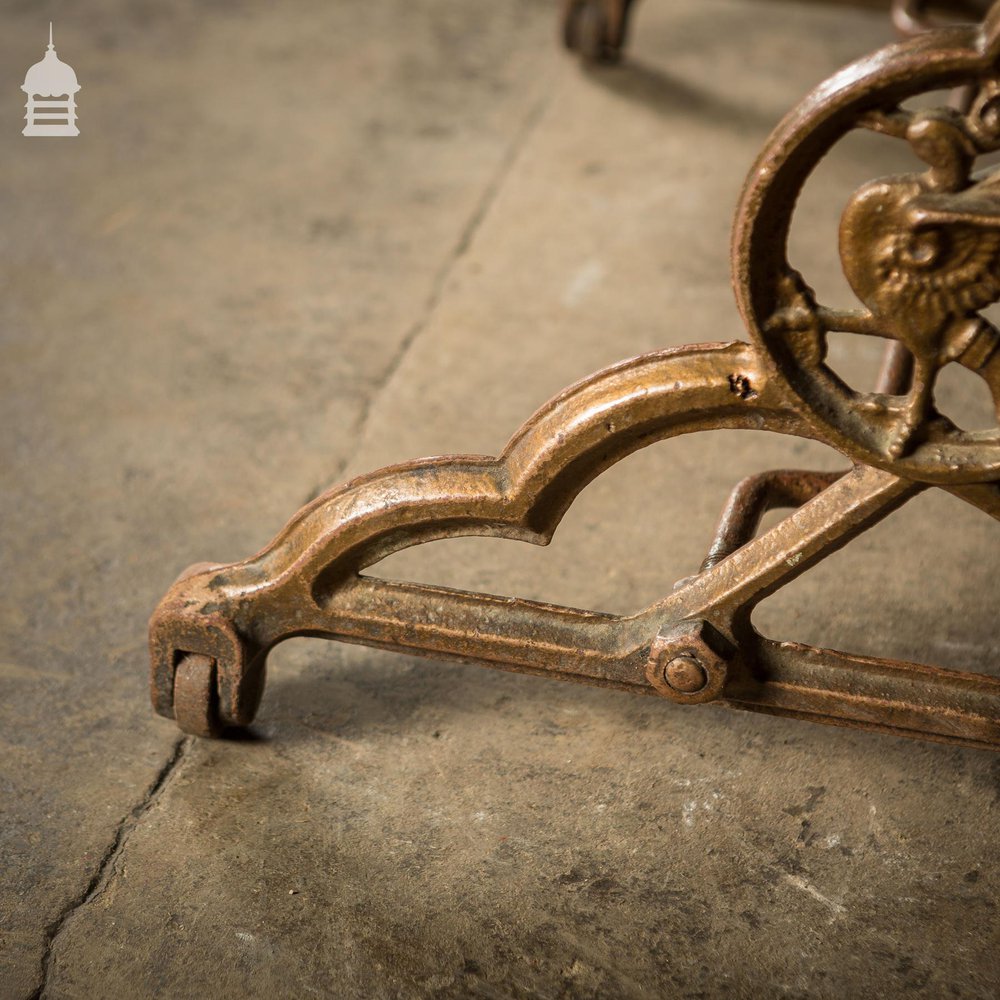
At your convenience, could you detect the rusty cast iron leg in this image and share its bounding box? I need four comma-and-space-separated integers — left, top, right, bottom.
151, 346, 1000, 750
562, 0, 637, 62
152, 8, 1000, 752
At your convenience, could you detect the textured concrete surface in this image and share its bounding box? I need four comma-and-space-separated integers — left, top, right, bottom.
2, 1, 999, 998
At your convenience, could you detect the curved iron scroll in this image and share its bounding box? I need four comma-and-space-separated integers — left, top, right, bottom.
151, 343, 1000, 749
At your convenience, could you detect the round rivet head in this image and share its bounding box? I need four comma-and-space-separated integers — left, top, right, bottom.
645, 621, 730, 703
664, 655, 709, 694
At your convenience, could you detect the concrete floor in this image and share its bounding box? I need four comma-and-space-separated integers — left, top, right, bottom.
2, 1, 999, 997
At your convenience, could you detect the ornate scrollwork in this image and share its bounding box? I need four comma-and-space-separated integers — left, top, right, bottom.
735, 11, 1000, 482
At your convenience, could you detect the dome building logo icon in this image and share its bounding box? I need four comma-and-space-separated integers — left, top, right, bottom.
22, 23, 80, 137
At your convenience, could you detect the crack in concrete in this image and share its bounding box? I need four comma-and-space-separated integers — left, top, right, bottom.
27, 735, 191, 1000
308, 83, 558, 503
292, 86, 555, 515
353, 86, 555, 441
23, 72, 558, 1000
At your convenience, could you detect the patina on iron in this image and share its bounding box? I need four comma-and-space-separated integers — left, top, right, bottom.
151, 7, 1000, 750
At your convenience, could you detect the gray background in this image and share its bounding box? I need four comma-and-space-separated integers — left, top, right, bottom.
2, 1, 998, 997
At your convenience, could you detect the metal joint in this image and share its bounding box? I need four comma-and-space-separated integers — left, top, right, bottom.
646, 621, 732, 705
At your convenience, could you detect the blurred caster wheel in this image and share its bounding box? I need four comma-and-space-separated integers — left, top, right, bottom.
563, 0, 617, 63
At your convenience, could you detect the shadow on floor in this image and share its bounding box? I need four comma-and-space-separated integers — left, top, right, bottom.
581, 57, 780, 132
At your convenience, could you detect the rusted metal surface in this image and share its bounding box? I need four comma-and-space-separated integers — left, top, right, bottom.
173, 654, 221, 739
152, 9, 1000, 750
646, 621, 732, 704
562, 0, 637, 62
875, 340, 916, 396
700, 469, 846, 572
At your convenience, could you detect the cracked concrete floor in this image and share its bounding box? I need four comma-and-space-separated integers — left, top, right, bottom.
2, 1, 999, 997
